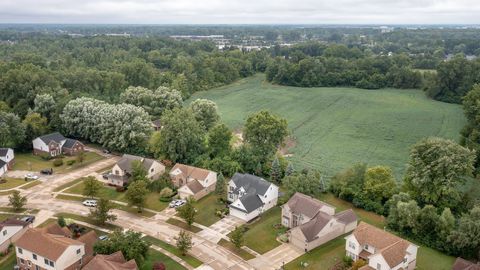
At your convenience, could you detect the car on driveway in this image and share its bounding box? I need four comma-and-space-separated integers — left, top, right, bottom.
98, 235, 108, 241
169, 199, 186, 208
82, 200, 97, 207
20, 216, 35, 223
24, 173, 39, 180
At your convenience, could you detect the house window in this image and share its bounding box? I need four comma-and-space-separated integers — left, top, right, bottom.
349, 242, 356, 249
76, 249, 81, 254
44, 258, 48, 265
2, 230, 6, 236
115, 170, 119, 175
49, 261, 54, 267
376, 263, 381, 270
20, 259, 24, 264
150, 168, 154, 173
229, 186, 234, 191
17, 248, 23, 254
35, 266, 39, 270
33, 254, 37, 260
364, 244, 369, 250
28, 261, 31, 266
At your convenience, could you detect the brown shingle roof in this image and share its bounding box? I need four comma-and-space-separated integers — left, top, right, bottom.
186, 179, 205, 194
40, 223, 72, 238
0, 218, 29, 231
299, 211, 333, 242
353, 222, 413, 268
82, 251, 138, 270
15, 228, 84, 261
452, 258, 480, 270
286, 192, 335, 219
335, 209, 357, 224
77, 230, 98, 264
171, 163, 212, 181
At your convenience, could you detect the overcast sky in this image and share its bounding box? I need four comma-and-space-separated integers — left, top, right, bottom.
0, 0, 479, 25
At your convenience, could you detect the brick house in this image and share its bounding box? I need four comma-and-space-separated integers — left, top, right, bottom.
32, 132, 84, 157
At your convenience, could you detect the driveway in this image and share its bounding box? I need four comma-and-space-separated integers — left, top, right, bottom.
197, 214, 245, 244
248, 243, 304, 270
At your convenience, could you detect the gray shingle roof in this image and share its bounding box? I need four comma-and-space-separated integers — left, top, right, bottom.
231, 173, 272, 196
335, 209, 357, 224
116, 154, 156, 174
239, 193, 264, 213
0, 148, 9, 157
38, 132, 66, 144
62, 138, 80, 149
299, 211, 333, 242
286, 192, 334, 219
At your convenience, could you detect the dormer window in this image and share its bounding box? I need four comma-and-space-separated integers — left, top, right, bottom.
364, 244, 369, 250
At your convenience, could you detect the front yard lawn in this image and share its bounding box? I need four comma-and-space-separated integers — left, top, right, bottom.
285, 235, 346, 270
64, 178, 168, 212
140, 249, 187, 270
13, 152, 104, 174
166, 218, 202, 233
0, 252, 16, 270
54, 212, 121, 231
191, 193, 224, 226
218, 239, 256, 260
0, 178, 29, 190
237, 206, 286, 254
19, 180, 41, 189
143, 235, 203, 268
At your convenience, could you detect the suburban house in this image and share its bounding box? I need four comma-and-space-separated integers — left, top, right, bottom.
32, 132, 84, 157
170, 163, 217, 200
227, 173, 279, 221
452, 258, 480, 270
108, 154, 165, 187
0, 218, 30, 254
345, 222, 418, 270
14, 225, 97, 270
0, 148, 14, 178
82, 251, 138, 270
282, 192, 358, 251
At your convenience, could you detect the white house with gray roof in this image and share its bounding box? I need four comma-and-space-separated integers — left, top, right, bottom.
228, 173, 279, 221
0, 148, 14, 178
108, 154, 165, 187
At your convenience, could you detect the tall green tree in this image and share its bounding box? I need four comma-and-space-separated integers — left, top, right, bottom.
177, 198, 197, 226
33, 93, 56, 119
125, 181, 149, 212
175, 230, 193, 256
244, 110, 288, 160
8, 191, 27, 212
362, 166, 397, 205
0, 112, 26, 148
207, 123, 232, 157
94, 230, 150, 264
270, 156, 281, 183
22, 112, 48, 144
83, 176, 103, 199
189, 99, 220, 131
120, 86, 182, 118
131, 160, 148, 182
229, 226, 245, 248
403, 137, 475, 210
89, 198, 117, 225
448, 206, 480, 259
152, 108, 205, 163
215, 173, 226, 195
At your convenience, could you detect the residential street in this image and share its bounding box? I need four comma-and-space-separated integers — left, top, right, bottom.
0, 156, 255, 270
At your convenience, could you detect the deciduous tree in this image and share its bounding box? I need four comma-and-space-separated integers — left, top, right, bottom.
125, 181, 149, 212
189, 99, 220, 131
83, 176, 102, 199
8, 191, 27, 212
89, 198, 117, 225
177, 198, 196, 226
175, 230, 193, 256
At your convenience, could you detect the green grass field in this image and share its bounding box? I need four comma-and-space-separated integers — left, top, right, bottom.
190, 74, 465, 178
13, 152, 104, 174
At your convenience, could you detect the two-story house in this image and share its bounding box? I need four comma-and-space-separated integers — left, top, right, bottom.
282, 192, 357, 251
32, 132, 84, 157
0, 148, 14, 178
227, 173, 279, 221
170, 163, 217, 200
15, 227, 97, 270
0, 218, 30, 254
108, 154, 166, 187
345, 222, 418, 270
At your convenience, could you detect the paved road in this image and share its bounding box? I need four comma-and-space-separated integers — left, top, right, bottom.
0, 156, 255, 270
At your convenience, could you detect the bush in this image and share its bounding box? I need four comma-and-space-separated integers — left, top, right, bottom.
52, 159, 64, 167
159, 187, 174, 198
66, 160, 76, 166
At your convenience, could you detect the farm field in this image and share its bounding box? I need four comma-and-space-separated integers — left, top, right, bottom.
190, 74, 465, 178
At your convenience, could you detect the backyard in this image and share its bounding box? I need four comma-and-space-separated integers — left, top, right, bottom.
12, 152, 104, 174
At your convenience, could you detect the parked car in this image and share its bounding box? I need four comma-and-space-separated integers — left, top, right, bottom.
20, 216, 35, 223
24, 173, 39, 180
102, 173, 110, 180
82, 200, 97, 207
98, 235, 108, 241
40, 168, 53, 175
102, 149, 111, 154
169, 199, 186, 208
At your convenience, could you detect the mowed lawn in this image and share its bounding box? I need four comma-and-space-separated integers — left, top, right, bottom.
13, 152, 104, 174
63, 178, 168, 212
190, 74, 465, 178
192, 193, 223, 226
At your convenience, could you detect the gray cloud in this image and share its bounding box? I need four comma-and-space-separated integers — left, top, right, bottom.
0, 0, 479, 24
